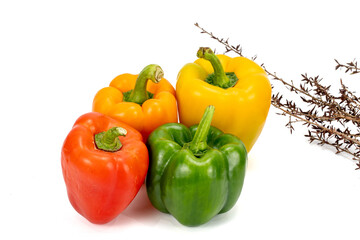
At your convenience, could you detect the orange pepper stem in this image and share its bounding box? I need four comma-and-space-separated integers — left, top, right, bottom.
95, 127, 127, 152
189, 105, 215, 156
197, 47, 230, 88
127, 64, 164, 105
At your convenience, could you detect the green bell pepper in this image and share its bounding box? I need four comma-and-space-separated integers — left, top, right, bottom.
146, 105, 247, 226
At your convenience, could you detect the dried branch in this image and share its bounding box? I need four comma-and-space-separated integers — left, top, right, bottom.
194, 23, 244, 57
335, 59, 360, 75
195, 23, 360, 169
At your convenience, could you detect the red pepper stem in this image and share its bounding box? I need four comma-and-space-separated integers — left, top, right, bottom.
189, 106, 215, 156
127, 64, 164, 105
95, 127, 127, 152
197, 47, 230, 87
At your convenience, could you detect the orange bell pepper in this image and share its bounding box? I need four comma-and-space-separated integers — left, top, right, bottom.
93, 64, 178, 141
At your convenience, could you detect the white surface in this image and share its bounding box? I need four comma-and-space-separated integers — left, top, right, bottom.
1, 0, 360, 239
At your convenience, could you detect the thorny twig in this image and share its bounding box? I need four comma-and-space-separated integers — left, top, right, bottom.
195, 23, 360, 169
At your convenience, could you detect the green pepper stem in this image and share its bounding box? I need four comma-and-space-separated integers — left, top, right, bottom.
127, 64, 164, 105
189, 106, 215, 156
197, 47, 230, 88
95, 127, 127, 152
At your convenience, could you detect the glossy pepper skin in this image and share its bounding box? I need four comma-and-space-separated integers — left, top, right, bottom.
61, 112, 149, 224
93, 64, 177, 142
146, 106, 247, 226
176, 48, 271, 152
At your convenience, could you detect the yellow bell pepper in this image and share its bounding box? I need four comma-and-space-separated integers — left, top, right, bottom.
176, 47, 271, 152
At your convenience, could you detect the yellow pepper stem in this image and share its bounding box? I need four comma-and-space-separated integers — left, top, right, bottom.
197, 47, 238, 89
189, 105, 215, 156
197, 47, 229, 87
126, 64, 164, 105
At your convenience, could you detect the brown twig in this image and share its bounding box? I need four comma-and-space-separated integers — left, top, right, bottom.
335, 59, 360, 75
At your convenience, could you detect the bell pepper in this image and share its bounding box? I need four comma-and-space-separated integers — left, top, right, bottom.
61, 112, 149, 224
176, 47, 271, 151
146, 106, 247, 226
93, 64, 178, 141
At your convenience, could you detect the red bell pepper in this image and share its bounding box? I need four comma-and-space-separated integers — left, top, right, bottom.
61, 112, 149, 224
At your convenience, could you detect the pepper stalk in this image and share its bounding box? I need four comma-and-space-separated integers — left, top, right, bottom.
197, 47, 238, 89
125, 64, 164, 105
189, 105, 215, 157
95, 127, 127, 152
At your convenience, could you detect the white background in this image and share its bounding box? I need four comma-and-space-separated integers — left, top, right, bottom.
1, 0, 360, 239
